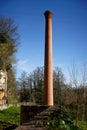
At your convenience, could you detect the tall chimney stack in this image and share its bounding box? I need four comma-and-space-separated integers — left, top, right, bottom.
44, 10, 53, 106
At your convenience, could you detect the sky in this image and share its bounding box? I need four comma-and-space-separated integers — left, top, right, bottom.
0, 0, 87, 81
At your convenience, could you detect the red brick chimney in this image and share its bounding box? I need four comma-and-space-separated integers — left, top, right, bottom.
44, 10, 53, 106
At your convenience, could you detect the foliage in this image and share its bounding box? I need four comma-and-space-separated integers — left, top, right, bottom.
35, 107, 84, 130
77, 121, 87, 130
7, 97, 18, 104
53, 67, 65, 105
17, 65, 87, 122
0, 17, 19, 70
7, 69, 17, 104
18, 67, 44, 104
0, 17, 19, 45
46, 107, 81, 130
0, 17, 19, 104
0, 106, 20, 129
18, 71, 30, 102
18, 67, 65, 104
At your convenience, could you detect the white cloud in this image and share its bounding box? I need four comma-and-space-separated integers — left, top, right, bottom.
17, 59, 30, 72
16, 59, 30, 78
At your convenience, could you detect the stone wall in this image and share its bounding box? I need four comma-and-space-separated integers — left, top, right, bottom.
20, 105, 49, 124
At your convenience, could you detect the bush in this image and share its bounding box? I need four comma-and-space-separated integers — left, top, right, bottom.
46, 107, 81, 130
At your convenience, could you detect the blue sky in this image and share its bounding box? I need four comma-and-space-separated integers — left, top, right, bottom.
0, 0, 87, 81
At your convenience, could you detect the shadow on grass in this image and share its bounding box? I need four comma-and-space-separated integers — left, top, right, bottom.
0, 121, 18, 130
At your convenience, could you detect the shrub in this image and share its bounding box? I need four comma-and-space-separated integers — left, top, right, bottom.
46, 107, 81, 130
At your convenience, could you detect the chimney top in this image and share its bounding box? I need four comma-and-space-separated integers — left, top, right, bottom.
44, 10, 52, 18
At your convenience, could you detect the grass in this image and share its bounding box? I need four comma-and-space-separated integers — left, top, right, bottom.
0, 106, 87, 130
77, 121, 87, 130
0, 106, 20, 130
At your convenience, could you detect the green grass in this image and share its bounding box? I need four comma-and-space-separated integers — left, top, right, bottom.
77, 121, 87, 130
0, 106, 20, 130
0, 106, 87, 130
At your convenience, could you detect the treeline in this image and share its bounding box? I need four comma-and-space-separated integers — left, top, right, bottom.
17, 66, 87, 121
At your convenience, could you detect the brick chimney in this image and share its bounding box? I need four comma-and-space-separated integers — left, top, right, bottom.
44, 10, 53, 106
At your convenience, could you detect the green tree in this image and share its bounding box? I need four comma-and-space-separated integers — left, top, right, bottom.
0, 17, 19, 70
0, 17, 19, 103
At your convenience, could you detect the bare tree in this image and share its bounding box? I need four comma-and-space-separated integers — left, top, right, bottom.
53, 67, 65, 105
80, 64, 87, 121
18, 67, 44, 104
69, 63, 87, 122
69, 63, 80, 124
